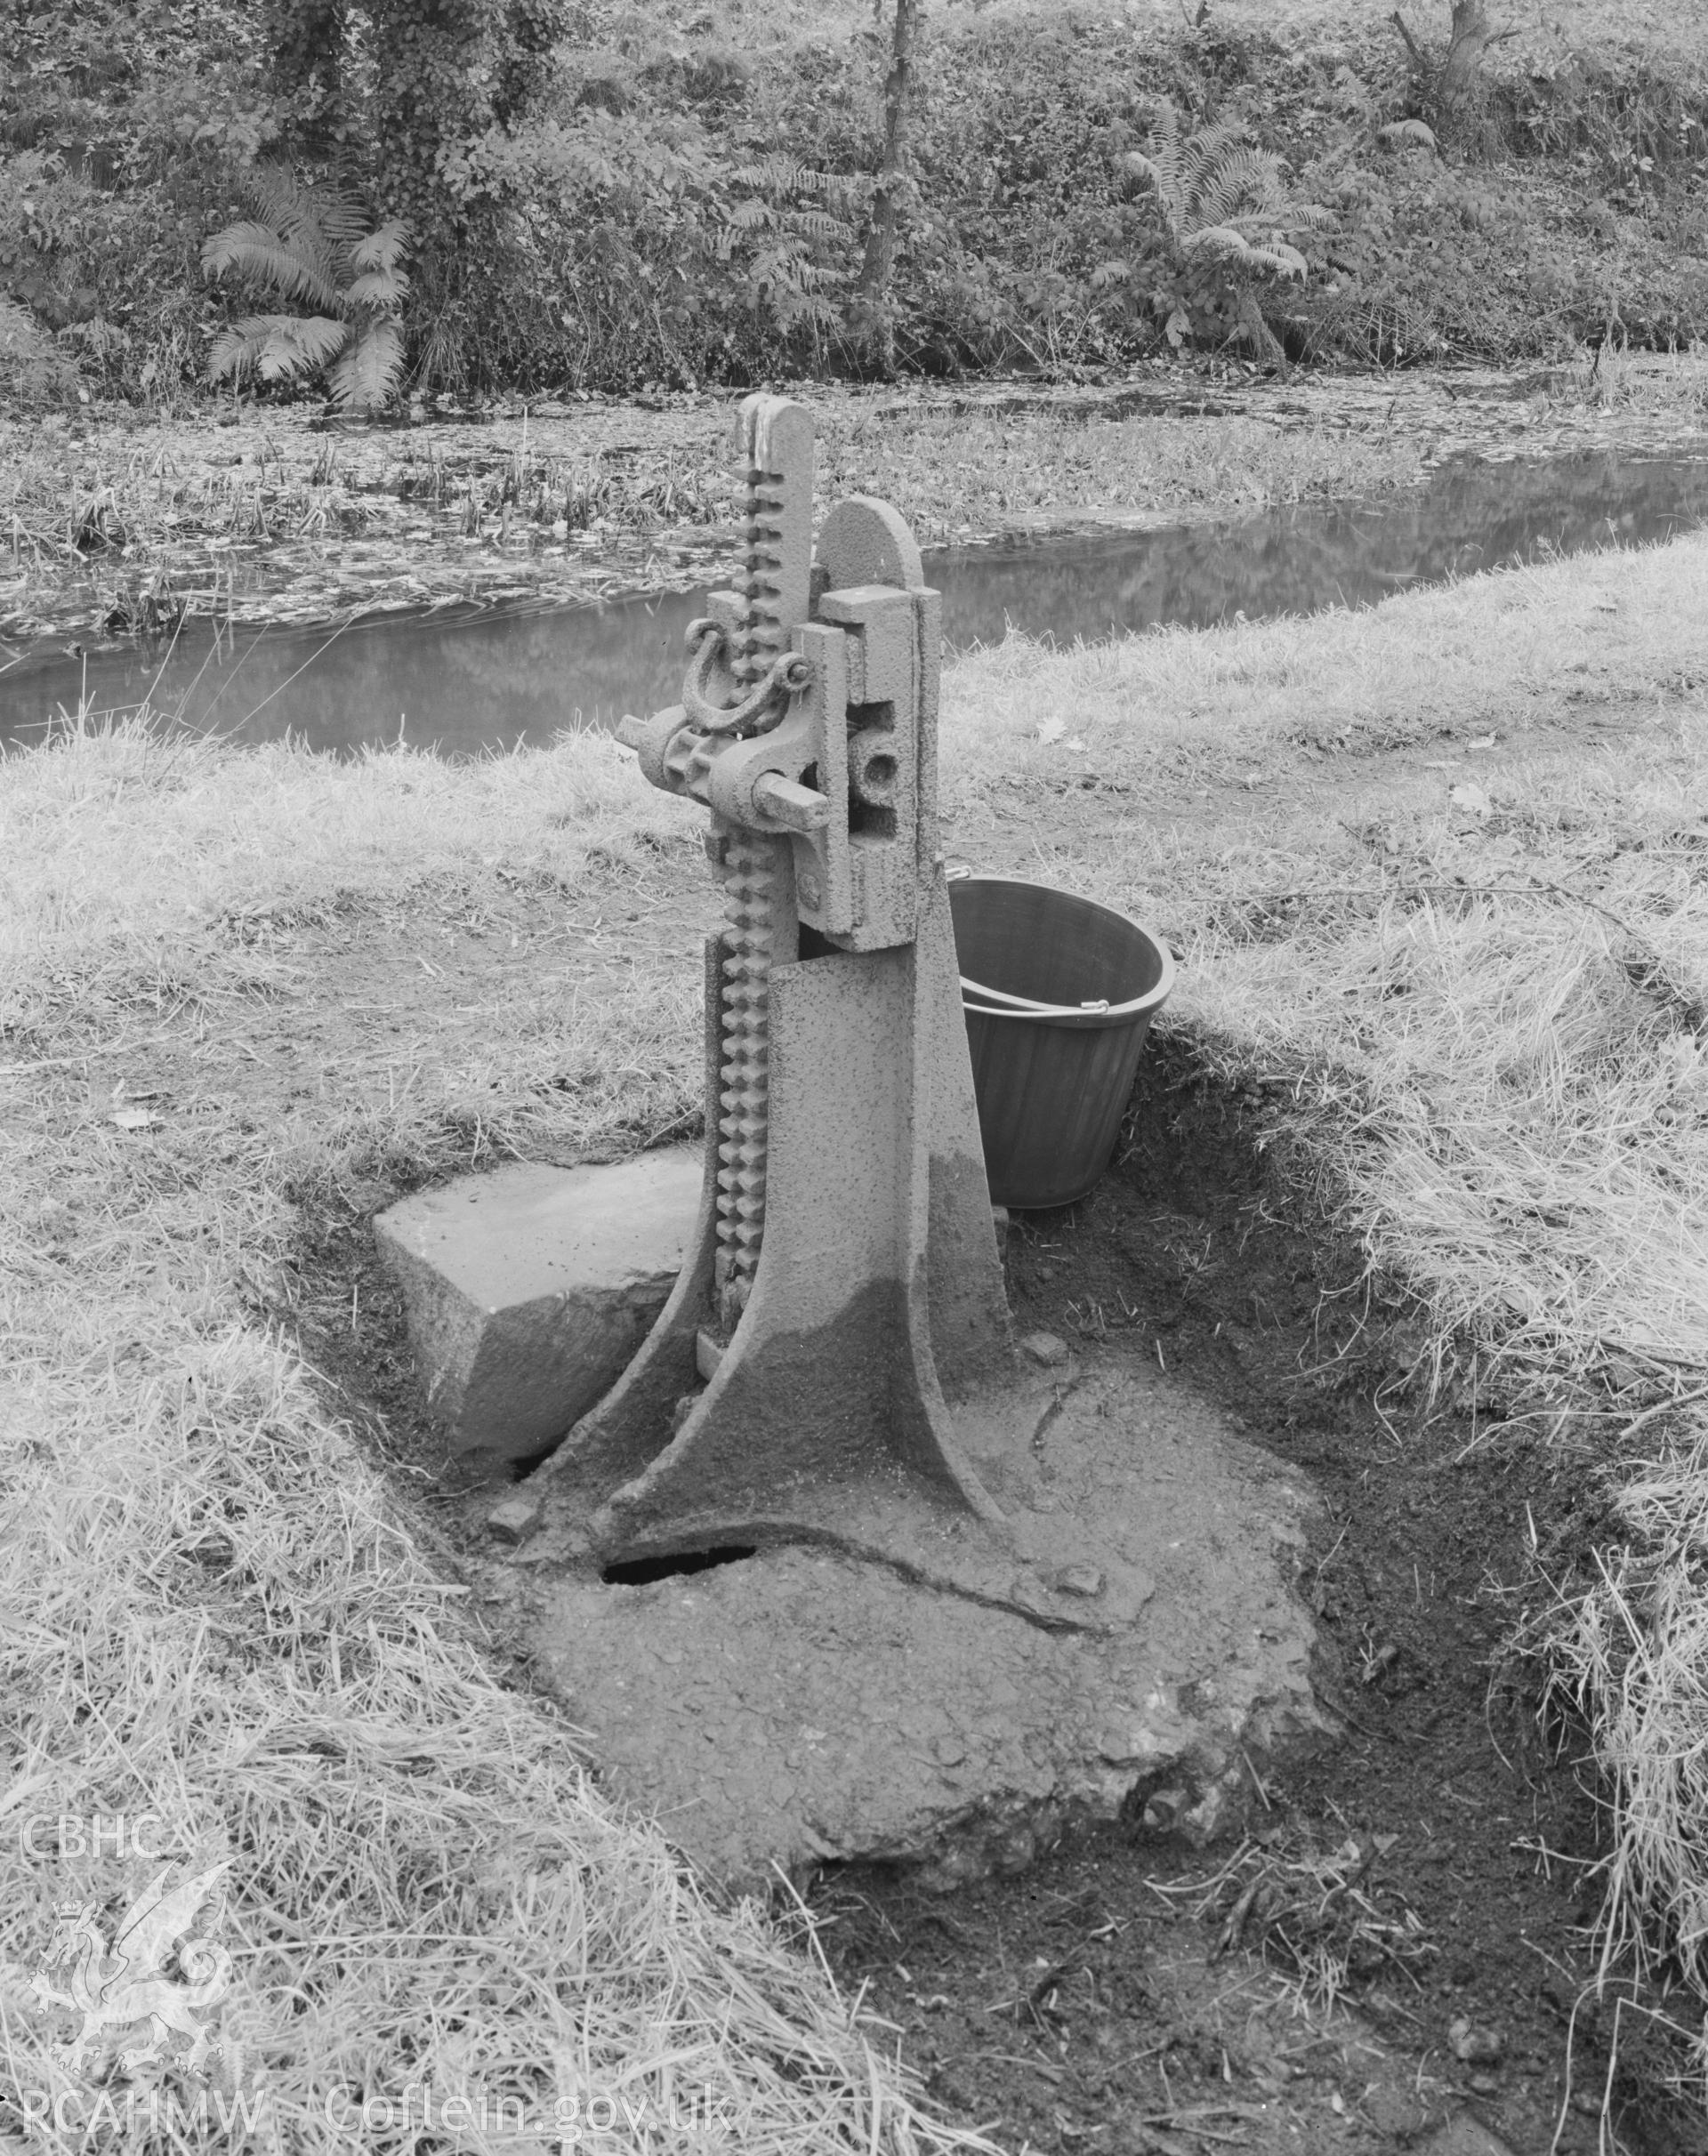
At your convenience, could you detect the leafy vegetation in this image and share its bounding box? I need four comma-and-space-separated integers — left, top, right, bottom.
202, 169, 411, 412
0, 290, 85, 409
1, 0, 1707, 404
1115, 103, 1333, 358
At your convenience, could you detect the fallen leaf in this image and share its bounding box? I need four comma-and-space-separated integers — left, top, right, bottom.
1035, 717, 1067, 745
1449, 782, 1492, 816
108, 1106, 162, 1130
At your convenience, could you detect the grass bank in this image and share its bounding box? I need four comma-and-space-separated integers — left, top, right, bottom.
4, 527, 1708, 2131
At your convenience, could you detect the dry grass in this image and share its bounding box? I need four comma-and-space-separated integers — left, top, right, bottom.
0, 721, 993, 2154
1548, 1428, 1708, 2004
0, 720, 681, 965
1148, 1830, 1438, 2015
938, 522, 1708, 764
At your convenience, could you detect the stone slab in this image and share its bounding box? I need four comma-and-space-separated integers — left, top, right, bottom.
504, 1350, 1330, 1890
374, 1149, 701, 1462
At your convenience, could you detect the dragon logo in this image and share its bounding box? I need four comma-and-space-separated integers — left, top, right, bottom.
27, 1861, 234, 2083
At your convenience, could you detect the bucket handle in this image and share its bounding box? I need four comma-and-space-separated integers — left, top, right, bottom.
962, 976, 1115, 1020
947, 868, 1175, 1021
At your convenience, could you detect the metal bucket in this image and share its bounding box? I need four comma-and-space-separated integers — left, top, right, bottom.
948, 874, 1174, 1211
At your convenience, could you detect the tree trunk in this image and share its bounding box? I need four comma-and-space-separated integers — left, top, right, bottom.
857, 0, 920, 377
1439, 0, 1495, 104
1392, 0, 1513, 112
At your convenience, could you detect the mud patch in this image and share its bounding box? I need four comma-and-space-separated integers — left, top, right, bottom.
500, 1353, 1327, 1894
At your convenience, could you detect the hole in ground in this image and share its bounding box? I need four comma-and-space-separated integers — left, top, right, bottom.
600, 1543, 757, 1586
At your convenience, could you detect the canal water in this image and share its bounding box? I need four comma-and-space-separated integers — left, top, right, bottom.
4, 448, 1706, 758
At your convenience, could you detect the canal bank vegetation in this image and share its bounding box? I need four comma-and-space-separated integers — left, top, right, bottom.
5, 530, 1708, 2129
9, 348, 1708, 644
3, 0, 1708, 418
0, 379, 1445, 640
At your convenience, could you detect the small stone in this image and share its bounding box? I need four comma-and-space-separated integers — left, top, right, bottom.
487, 1494, 541, 1546
1141, 1786, 1187, 1831
933, 1736, 967, 1766
1055, 1564, 1105, 1598
991, 1823, 1035, 1874
1181, 1783, 1228, 1842
1019, 1331, 1068, 1368
1363, 2090, 1431, 2140
1449, 2016, 1504, 2064
1468, 2073, 1501, 2097
1097, 1727, 1155, 1766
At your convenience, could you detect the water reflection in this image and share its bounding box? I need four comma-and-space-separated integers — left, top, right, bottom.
4, 449, 1705, 759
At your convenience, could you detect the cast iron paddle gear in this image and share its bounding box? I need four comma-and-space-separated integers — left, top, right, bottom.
512, 394, 1128, 1636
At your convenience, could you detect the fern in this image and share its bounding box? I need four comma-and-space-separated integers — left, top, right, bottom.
1184, 229, 1312, 281
1118, 101, 1333, 358
327, 319, 405, 412
1122, 103, 1329, 276
202, 170, 412, 414
350, 221, 411, 276
714, 156, 863, 335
